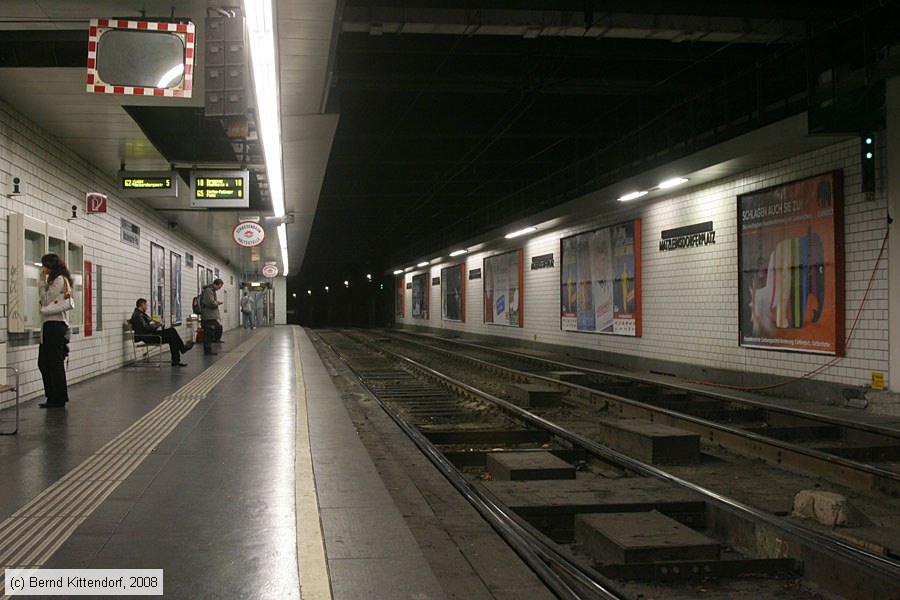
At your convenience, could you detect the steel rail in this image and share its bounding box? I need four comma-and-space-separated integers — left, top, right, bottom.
359, 334, 900, 597
314, 329, 627, 600
392, 332, 900, 495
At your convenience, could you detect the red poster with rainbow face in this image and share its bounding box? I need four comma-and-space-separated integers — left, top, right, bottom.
738, 171, 844, 355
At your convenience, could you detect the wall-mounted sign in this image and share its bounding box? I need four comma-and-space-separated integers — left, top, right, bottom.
468, 268, 482, 280
531, 253, 554, 270
659, 221, 716, 252
190, 169, 249, 208
118, 170, 179, 197
261, 264, 278, 278
86, 192, 107, 213
406, 282, 412, 289
232, 221, 265, 247
185, 252, 194, 268
121, 218, 140, 248
431, 277, 440, 286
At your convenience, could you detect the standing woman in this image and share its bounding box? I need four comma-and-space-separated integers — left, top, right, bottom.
38, 253, 74, 408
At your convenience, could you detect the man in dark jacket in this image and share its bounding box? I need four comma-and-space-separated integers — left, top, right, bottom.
130, 298, 194, 366
200, 279, 224, 355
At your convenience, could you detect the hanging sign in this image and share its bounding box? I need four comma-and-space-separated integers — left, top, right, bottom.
261, 264, 279, 278
232, 221, 265, 247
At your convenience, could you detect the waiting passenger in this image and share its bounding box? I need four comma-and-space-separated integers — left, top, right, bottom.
38, 253, 74, 408
130, 298, 194, 367
200, 279, 224, 355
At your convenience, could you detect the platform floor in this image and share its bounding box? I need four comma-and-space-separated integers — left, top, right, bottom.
0, 327, 459, 599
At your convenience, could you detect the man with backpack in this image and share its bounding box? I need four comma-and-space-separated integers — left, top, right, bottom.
200, 279, 224, 355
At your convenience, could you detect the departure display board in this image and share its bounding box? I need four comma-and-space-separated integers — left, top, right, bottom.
118, 170, 180, 198
190, 169, 250, 208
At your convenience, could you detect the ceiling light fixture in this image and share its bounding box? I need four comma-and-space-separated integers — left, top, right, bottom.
393, 269, 403, 275
245, 0, 288, 275
504, 227, 536, 239
657, 177, 689, 189
449, 249, 468, 257
417, 261, 429, 267
617, 190, 648, 202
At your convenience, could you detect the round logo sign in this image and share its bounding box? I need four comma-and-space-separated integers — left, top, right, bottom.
261, 264, 279, 278
232, 221, 265, 247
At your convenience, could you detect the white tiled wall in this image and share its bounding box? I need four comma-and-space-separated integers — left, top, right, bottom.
397, 136, 888, 389
0, 99, 239, 407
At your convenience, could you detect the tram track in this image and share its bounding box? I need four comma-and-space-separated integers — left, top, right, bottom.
311, 328, 900, 600
390, 330, 900, 497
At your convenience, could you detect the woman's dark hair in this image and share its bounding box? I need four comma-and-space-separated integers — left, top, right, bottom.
40, 253, 73, 286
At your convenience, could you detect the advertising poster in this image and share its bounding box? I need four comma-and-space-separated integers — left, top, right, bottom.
441, 264, 465, 322
150, 242, 165, 322
170, 252, 182, 325
411, 273, 428, 319
395, 277, 404, 318
561, 220, 641, 336
738, 171, 844, 354
197, 265, 205, 296
484, 250, 523, 327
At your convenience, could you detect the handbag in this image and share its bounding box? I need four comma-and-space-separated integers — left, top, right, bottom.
41, 278, 75, 316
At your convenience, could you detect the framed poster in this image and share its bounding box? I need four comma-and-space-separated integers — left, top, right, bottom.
560, 220, 642, 336
738, 171, 844, 355
197, 264, 205, 296
170, 252, 182, 325
150, 242, 165, 322
395, 277, 405, 317
411, 273, 428, 319
484, 249, 523, 327
441, 264, 465, 322
206, 267, 213, 285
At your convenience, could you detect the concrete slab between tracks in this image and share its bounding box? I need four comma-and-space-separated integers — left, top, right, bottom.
575, 510, 720, 564
481, 477, 707, 542
592, 417, 701, 464
486, 450, 577, 480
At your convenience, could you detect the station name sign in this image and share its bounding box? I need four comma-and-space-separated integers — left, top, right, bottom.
190, 169, 250, 208
659, 221, 716, 252
118, 170, 179, 198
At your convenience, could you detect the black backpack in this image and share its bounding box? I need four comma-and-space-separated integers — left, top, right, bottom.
192, 294, 201, 315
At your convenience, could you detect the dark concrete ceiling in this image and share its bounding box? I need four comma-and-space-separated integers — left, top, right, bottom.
0, 1, 897, 286
298, 0, 898, 286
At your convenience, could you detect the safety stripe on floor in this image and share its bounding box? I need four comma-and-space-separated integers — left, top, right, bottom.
0, 332, 268, 598
292, 328, 332, 600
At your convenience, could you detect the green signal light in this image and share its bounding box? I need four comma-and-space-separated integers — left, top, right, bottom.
865, 137, 873, 145
866, 152, 873, 159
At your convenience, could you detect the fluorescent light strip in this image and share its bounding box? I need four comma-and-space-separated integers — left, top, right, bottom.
417, 261, 429, 267
658, 177, 689, 189
505, 226, 536, 239
449, 249, 468, 257
617, 190, 648, 202
245, 0, 289, 275
393, 269, 403, 275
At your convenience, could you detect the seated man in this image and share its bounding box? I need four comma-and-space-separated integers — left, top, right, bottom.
130, 298, 194, 367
